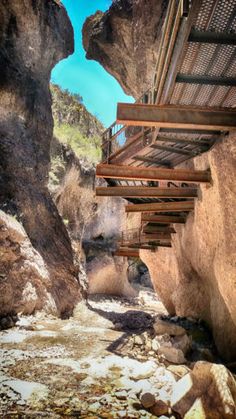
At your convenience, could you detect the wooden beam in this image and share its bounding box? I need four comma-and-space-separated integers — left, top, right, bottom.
121, 243, 172, 249
114, 248, 139, 258
132, 156, 171, 167
126, 200, 195, 213
176, 74, 236, 87
151, 143, 199, 156
141, 233, 172, 242
154, 136, 212, 146
124, 245, 157, 250
188, 29, 236, 45
160, 128, 221, 135
122, 234, 172, 244
143, 225, 176, 234
96, 164, 211, 183
141, 214, 186, 223
117, 103, 236, 131
96, 186, 198, 198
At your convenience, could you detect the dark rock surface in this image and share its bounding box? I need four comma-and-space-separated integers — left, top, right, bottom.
0, 0, 82, 317
83, 0, 166, 98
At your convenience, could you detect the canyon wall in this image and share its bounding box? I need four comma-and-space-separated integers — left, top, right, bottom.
141, 133, 236, 360
52, 151, 136, 297
83, 0, 236, 360
0, 0, 82, 318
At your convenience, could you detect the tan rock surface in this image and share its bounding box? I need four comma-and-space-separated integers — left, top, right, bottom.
141, 134, 236, 360
171, 361, 236, 419
0, 211, 58, 316
87, 254, 136, 297
154, 318, 186, 337
83, 0, 236, 359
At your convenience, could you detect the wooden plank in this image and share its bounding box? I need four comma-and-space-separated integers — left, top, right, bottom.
121, 243, 172, 249
96, 164, 211, 183
160, 128, 221, 135
126, 200, 195, 213
141, 214, 186, 223
151, 143, 199, 156
176, 74, 236, 87
117, 103, 236, 131
154, 135, 211, 146
188, 29, 236, 45
123, 233, 172, 243
141, 233, 172, 241
114, 248, 139, 258
96, 186, 198, 198
132, 156, 171, 167
143, 225, 176, 234
123, 245, 157, 250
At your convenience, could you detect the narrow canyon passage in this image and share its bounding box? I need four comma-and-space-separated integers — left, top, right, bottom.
0, 288, 227, 418
0, 0, 236, 418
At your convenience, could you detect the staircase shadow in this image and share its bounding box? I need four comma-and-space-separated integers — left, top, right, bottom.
85, 297, 154, 358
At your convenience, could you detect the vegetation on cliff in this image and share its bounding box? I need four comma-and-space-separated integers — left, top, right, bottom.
51, 84, 103, 163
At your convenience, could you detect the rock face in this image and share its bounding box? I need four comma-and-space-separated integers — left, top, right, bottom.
83, 0, 236, 360
83, 0, 166, 98
87, 253, 136, 297
51, 149, 136, 297
0, 211, 57, 317
141, 133, 236, 360
0, 0, 82, 316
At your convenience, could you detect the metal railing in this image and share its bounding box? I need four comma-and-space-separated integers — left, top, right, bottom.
101, 87, 155, 162
101, 0, 190, 163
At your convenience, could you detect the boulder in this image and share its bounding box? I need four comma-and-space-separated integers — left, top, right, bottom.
171, 361, 236, 418
154, 319, 186, 337
172, 334, 192, 355
158, 346, 186, 364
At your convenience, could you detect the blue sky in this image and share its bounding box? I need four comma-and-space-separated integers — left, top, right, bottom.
51, 0, 134, 128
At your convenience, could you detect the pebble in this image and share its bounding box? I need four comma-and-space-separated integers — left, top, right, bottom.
88, 402, 101, 413
115, 390, 127, 400
140, 392, 156, 408
150, 400, 169, 416
134, 335, 144, 345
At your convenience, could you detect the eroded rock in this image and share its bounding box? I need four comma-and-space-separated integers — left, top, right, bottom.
154, 319, 186, 337
83, 0, 166, 99
0, 0, 82, 316
158, 346, 186, 365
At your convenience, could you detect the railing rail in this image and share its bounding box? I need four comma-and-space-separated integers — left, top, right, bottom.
101, 0, 190, 162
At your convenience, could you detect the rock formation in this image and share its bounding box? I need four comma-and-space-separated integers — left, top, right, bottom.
52, 153, 136, 297
83, 0, 236, 360
0, 0, 82, 317
141, 133, 236, 360
83, 0, 166, 97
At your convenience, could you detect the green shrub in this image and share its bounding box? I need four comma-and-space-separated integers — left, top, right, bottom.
53, 123, 102, 163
